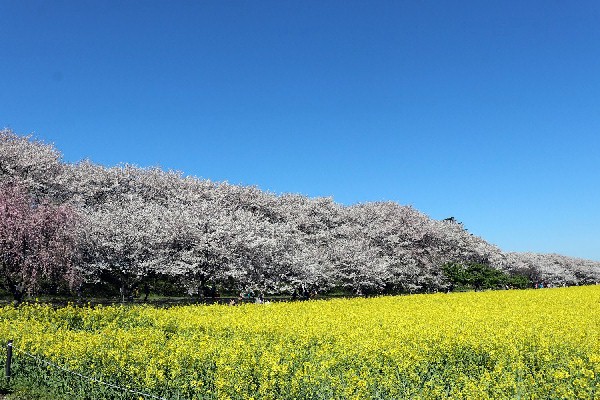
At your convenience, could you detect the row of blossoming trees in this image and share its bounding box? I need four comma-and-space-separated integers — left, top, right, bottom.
1, 129, 599, 301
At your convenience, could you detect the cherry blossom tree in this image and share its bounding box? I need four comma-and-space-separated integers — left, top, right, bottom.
501, 252, 600, 287
0, 181, 81, 302
0, 129, 64, 199
66, 163, 184, 300
163, 201, 235, 296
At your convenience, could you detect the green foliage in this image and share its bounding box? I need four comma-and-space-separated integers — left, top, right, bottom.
442, 262, 532, 291
505, 273, 531, 289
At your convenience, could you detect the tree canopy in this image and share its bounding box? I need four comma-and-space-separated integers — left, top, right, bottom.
2, 129, 599, 300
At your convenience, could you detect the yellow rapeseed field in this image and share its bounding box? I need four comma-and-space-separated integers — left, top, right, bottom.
1, 286, 599, 399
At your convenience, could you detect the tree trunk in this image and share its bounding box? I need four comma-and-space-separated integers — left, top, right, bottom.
10, 283, 25, 304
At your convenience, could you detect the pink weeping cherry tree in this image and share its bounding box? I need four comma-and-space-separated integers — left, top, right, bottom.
0, 181, 81, 302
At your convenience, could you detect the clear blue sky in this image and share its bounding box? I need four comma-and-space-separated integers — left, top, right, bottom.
2, 1, 599, 260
